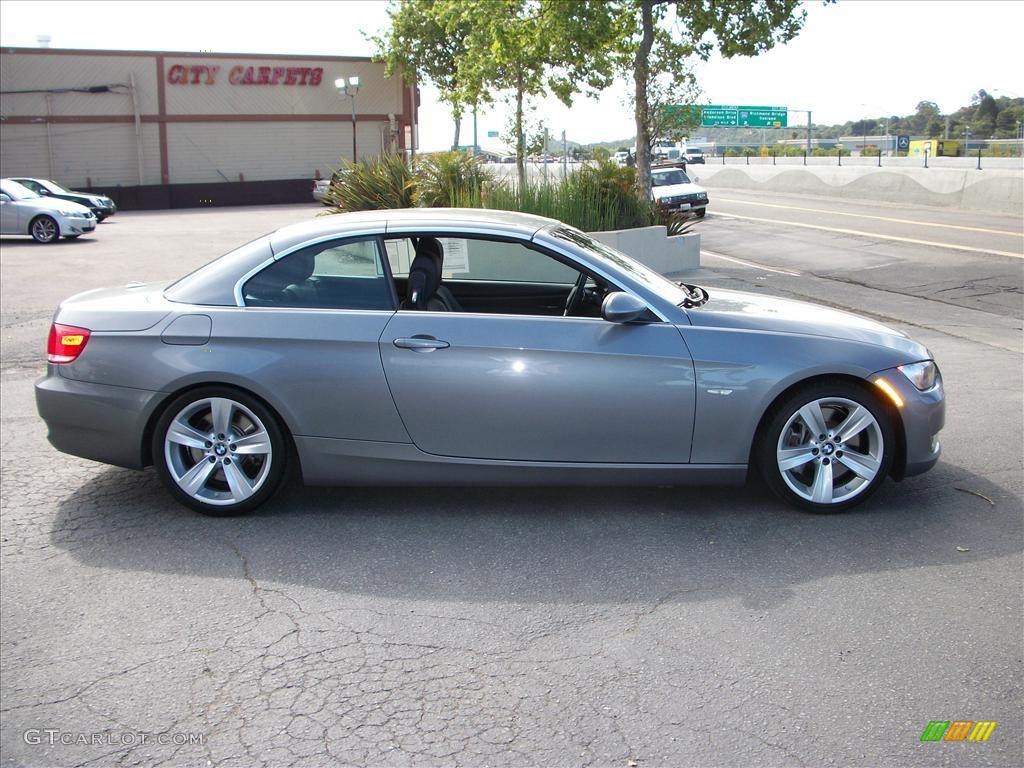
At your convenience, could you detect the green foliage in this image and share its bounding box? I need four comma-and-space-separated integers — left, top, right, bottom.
327, 154, 415, 213
415, 152, 493, 208
326, 155, 688, 233
592, 146, 612, 163
371, 1, 473, 121
482, 162, 657, 232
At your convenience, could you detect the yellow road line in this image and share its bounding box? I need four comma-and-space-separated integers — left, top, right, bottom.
701, 250, 801, 276
711, 212, 1024, 259
715, 197, 1023, 238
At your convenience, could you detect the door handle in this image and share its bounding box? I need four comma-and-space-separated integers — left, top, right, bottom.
393, 336, 450, 351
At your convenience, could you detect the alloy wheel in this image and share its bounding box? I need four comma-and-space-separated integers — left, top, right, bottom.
775, 396, 884, 505
163, 396, 274, 506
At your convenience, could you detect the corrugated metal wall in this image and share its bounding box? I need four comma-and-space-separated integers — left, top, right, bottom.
0, 49, 410, 191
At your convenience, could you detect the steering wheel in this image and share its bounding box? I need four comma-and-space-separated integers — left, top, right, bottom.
563, 271, 590, 317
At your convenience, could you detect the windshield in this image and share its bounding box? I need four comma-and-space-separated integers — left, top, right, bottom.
46, 180, 71, 193
547, 225, 694, 308
0, 180, 39, 200
651, 170, 690, 187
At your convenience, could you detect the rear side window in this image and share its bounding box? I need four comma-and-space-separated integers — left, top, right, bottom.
243, 237, 394, 310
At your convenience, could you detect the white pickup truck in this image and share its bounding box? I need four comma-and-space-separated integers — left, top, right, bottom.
650, 164, 709, 218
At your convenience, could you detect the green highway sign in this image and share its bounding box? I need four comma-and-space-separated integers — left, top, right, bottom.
700, 106, 739, 126
699, 105, 788, 128
487, 130, 499, 138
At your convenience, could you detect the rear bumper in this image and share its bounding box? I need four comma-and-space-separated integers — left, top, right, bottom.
35, 371, 161, 469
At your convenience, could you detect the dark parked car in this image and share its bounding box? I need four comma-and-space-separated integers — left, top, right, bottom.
36, 209, 944, 516
10, 178, 116, 221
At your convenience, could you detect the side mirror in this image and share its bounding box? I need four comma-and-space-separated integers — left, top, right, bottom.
0, 193, 10, 203
601, 291, 650, 324
39, 189, 50, 195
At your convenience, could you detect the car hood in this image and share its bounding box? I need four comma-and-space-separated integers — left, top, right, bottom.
26, 196, 94, 214
684, 287, 929, 361
60, 191, 102, 204
652, 182, 707, 198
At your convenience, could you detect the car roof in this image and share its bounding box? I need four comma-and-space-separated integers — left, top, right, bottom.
166, 208, 563, 306
269, 207, 558, 254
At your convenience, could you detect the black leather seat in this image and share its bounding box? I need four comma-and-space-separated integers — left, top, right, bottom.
404, 237, 463, 312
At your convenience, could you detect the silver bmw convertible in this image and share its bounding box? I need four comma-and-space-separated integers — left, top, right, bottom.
36, 209, 944, 516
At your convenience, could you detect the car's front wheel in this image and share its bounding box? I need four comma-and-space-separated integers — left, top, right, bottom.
30, 215, 59, 243
758, 380, 894, 512
153, 387, 288, 516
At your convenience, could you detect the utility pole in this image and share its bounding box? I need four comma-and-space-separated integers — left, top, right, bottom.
543, 126, 549, 184
561, 129, 567, 179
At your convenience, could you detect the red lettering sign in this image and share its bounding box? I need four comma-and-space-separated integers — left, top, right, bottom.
167, 63, 326, 86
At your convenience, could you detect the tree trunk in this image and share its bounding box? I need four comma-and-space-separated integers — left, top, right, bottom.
452, 116, 462, 150
515, 71, 526, 193
633, 0, 655, 201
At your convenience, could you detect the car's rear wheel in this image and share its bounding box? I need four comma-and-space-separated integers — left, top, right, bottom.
758, 380, 894, 512
30, 215, 59, 243
153, 387, 287, 516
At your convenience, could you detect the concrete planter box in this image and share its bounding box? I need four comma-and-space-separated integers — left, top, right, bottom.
588, 225, 700, 274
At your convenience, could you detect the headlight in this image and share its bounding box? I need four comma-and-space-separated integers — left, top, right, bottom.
57, 209, 76, 216
897, 360, 938, 390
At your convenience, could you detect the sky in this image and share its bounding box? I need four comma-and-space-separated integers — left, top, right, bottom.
1, 0, 1021, 152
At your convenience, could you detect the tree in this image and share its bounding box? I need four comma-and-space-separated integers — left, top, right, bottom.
608, 0, 810, 199
424, 0, 620, 190
372, 0, 474, 149
911, 101, 941, 134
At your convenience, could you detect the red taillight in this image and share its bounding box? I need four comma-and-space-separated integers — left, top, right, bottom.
47, 323, 91, 364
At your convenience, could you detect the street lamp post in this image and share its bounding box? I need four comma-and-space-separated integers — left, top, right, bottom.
335, 76, 361, 161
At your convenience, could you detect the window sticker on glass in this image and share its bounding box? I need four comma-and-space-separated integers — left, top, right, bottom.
385, 239, 415, 276
437, 238, 470, 273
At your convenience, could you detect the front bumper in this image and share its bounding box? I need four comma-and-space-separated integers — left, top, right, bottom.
35, 371, 161, 469
59, 214, 96, 235
658, 198, 708, 213
872, 366, 945, 478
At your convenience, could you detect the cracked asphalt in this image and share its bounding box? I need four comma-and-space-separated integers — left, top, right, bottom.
1, 199, 1022, 767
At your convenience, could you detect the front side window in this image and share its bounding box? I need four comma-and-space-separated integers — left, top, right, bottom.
243, 237, 394, 310
14, 179, 45, 194
383, 234, 616, 318
384, 236, 579, 284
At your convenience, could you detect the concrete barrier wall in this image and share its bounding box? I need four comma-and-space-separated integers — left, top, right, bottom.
590, 226, 700, 273
691, 164, 1023, 215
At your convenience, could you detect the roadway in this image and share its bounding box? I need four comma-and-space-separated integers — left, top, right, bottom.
690, 188, 1023, 352
1, 199, 1021, 767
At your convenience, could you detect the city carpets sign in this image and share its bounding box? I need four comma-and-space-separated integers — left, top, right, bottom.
166, 63, 325, 86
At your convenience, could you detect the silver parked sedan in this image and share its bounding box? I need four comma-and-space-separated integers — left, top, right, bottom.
36, 209, 944, 516
1, 179, 97, 242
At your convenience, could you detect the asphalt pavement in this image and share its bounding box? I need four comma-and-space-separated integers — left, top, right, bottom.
1, 198, 1021, 767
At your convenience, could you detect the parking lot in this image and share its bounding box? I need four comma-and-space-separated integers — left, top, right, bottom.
1, 200, 1022, 767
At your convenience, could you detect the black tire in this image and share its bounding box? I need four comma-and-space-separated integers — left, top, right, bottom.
29, 215, 59, 243
694, 209, 706, 218
152, 386, 288, 516
756, 379, 895, 513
